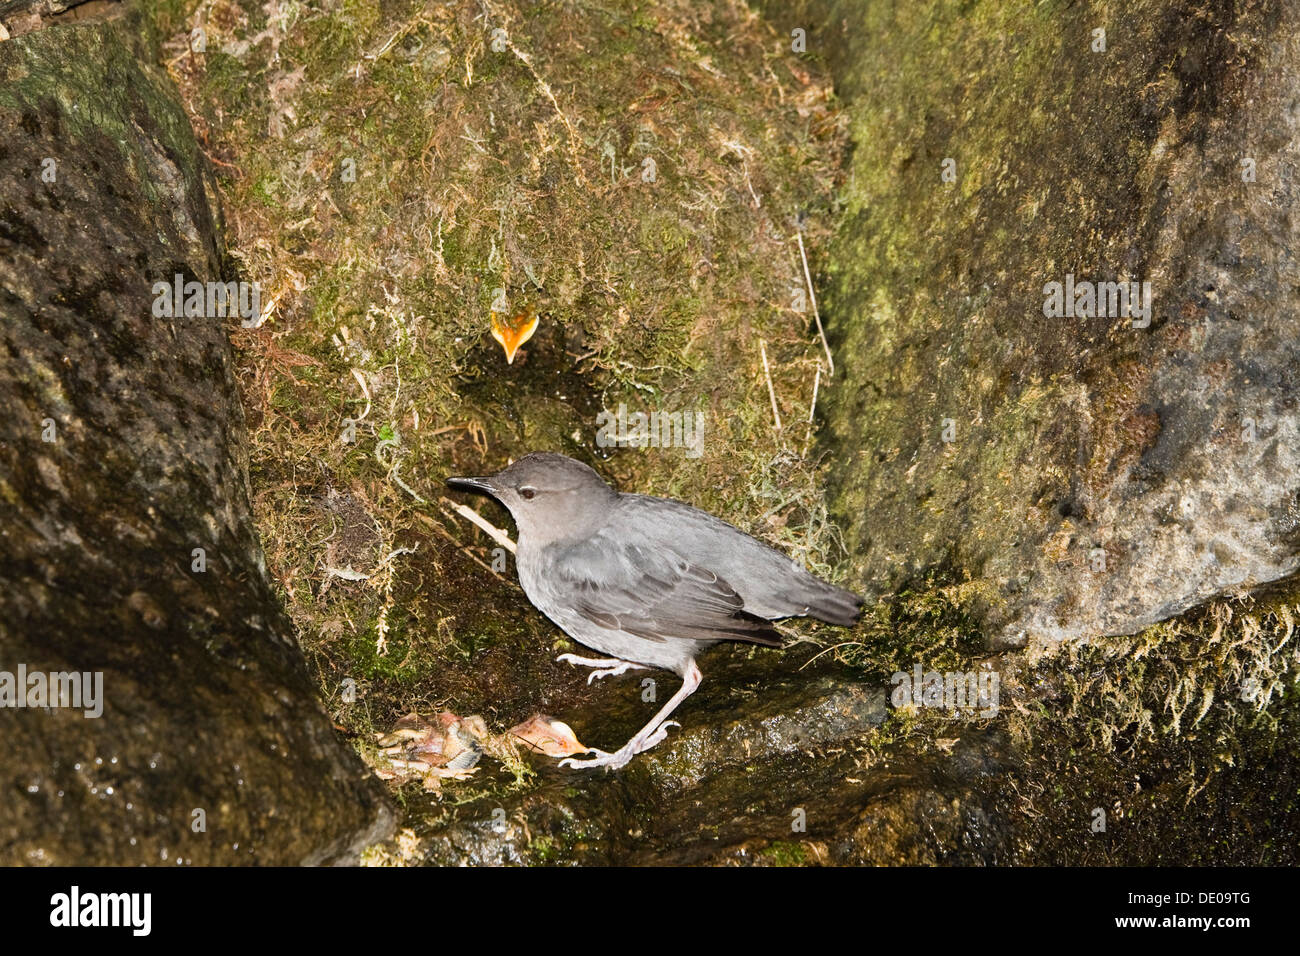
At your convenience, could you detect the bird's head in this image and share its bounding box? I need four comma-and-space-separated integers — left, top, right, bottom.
446, 452, 616, 542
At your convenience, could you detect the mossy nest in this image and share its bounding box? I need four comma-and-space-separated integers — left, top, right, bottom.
153, 0, 851, 770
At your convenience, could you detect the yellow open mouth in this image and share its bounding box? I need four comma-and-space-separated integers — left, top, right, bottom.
489, 306, 539, 364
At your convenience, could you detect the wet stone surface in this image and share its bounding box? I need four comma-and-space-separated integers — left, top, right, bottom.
394, 646, 1008, 865
0, 13, 394, 864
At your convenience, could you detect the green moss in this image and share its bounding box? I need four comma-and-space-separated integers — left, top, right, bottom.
140, 0, 850, 781
529, 834, 556, 862
758, 840, 811, 866
1006, 586, 1300, 863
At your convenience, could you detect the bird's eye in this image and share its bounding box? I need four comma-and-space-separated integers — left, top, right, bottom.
519, 487, 537, 500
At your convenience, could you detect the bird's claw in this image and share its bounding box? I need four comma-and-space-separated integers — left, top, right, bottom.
555, 653, 646, 684
557, 720, 680, 770
558, 748, 631, 771
638, 720, 680, 751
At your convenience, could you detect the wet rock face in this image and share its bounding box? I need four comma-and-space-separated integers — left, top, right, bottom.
0, 16, 392, 863
774, 0, 1300, 644
394, 646, 1008, 866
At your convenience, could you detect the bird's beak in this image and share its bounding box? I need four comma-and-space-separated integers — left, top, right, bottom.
490, 308, 539, 365
445, 476, 497, 495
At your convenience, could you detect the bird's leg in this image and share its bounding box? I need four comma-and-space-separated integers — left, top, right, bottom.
555, 652, 647, 685
560, 660, 702, 770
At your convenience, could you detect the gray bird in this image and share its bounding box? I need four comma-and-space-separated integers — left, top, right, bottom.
446, 452, 862, 769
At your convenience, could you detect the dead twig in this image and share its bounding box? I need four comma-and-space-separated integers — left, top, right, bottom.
440, 496, 516, 554
759, 339, 782, 434
796, 229, 834, 376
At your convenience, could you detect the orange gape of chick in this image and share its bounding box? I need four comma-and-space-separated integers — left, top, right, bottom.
490, 305, 539, 364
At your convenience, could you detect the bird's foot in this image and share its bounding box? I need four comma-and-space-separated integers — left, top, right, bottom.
635, 719, 679, 753
558, 747, 632, 770
555, 653, 647, 685
557, 721, 680, 771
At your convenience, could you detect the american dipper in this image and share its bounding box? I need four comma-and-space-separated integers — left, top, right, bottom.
447, 452, 862, 769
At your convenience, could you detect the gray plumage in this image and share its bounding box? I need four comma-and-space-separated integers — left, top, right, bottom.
447, 452, 862, 769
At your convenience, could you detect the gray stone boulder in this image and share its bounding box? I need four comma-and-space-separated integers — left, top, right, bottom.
0, 13, 393, 864
774, 0, 1300, 645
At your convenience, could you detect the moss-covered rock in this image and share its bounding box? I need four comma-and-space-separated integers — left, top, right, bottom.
0, 10, 393, 864
146, 0, 860, 850
769, 0, 1300, 646
377, 645, 903, 865
114, 0, 1300, 866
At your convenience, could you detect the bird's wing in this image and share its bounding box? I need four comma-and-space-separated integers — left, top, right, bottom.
545, 532, 782, 646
